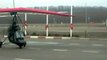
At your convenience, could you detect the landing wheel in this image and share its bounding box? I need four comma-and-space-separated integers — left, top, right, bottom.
0, 42, 3, 48
19, 45, 24, 49
19, 43, 26, 49
19, 45, 23, 49
24, 42, 26, 47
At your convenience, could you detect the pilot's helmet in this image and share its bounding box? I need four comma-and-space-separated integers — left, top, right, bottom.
15, 26, 20, 30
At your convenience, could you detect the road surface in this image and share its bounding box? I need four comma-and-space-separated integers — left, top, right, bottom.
0, 38, 107, 60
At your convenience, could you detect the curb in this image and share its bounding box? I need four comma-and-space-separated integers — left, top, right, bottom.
22, 36, 107, 40
3, 35, 71, 40
26, 36, 72, 40
2, 35, 107, 40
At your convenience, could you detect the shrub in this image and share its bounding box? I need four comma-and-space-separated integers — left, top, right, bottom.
31, 32, 37, 36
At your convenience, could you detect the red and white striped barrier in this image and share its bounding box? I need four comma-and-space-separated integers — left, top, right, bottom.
2, 35, 107, 40
26, 36, 71, 39
3, 35, 71, 40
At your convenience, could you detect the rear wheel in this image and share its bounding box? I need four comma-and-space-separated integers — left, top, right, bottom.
19, 43, 26, 49
24, 42, 26, 47
0, 42, 3, 48
19, 45, 24, 49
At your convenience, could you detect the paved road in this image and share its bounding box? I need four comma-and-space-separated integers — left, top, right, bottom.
0, 38, 107, 60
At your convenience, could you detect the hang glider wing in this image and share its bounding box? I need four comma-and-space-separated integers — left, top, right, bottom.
0, 7, 72, 17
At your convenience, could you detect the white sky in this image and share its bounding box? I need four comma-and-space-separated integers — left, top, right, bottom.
0, 0, 107, 8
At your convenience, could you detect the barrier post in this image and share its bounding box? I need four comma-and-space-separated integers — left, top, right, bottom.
24, 13, 27, 35
70, 6, 73, 37
46, 6, 49, 36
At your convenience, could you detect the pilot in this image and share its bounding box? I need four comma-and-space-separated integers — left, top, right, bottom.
15, 26, 24, 42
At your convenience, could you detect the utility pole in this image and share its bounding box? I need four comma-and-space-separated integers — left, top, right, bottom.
85, 3, 88, 38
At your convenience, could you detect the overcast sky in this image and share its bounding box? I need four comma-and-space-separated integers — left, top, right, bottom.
0, 0, 107, 8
